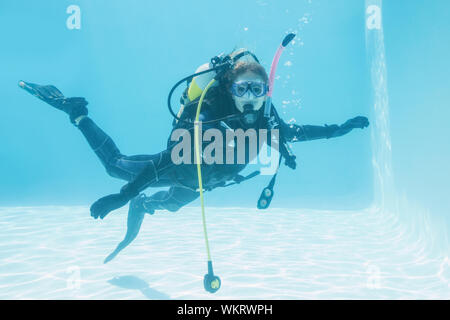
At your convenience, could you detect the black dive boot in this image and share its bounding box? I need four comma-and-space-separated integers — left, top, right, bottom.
19, 81, 88, 124
103, 194, 155, 264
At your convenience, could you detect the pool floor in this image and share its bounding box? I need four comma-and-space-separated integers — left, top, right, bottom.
0, 205, 448, 299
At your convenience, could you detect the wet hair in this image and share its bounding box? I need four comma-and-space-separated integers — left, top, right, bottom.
221, 62, 269, 92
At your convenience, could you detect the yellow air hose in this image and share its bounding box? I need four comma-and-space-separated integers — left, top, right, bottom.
194, 78, 216, 262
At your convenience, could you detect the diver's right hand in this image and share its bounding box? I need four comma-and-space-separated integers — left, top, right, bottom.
90, 192, 130, 219
341, 116, 370, 130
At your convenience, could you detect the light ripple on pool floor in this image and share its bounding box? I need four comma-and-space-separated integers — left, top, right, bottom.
0, 206, 448, 299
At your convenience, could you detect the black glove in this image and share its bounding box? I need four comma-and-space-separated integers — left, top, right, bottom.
284, 155, 297, 170
340, 116, 370, 130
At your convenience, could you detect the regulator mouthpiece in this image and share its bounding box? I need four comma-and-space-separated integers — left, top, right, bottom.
242, 104, 258, 125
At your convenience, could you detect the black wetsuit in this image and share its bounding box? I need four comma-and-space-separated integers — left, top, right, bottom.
77, 86, 355, 213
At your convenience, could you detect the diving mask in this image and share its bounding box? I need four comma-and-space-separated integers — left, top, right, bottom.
231, 80, 268, 98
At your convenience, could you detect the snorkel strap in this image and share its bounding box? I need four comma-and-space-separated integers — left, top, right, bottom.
230, 50, 260, 64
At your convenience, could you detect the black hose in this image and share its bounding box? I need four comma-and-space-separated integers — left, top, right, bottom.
167, 67, 220, 123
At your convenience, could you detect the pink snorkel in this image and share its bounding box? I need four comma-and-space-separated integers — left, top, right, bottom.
264, 33, 296, 119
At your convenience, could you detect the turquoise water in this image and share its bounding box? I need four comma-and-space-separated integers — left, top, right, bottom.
0, 1, 449, 299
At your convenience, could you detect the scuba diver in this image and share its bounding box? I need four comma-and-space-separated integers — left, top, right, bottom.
19, 47, 369, 264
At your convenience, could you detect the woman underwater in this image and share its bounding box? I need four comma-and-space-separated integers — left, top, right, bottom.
19, 48, 369, 263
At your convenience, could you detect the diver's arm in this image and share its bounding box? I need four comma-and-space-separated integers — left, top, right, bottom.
279, 116, 369, 142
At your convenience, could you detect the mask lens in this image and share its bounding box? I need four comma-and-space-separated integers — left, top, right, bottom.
250, 83, 265, 97
235, 83, 248, 97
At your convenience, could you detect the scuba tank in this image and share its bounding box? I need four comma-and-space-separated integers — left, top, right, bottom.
174, 62, 219, 125
187, 62, 219, 102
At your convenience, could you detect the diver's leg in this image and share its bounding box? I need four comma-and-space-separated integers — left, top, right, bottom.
76, 116, 161, 181
143, 186, 200, 213
90, 148, 177, 219
103, 187, 199, 263
18, 81, 163, 182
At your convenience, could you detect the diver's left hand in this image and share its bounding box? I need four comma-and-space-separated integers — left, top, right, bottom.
341, 116, 370, 130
